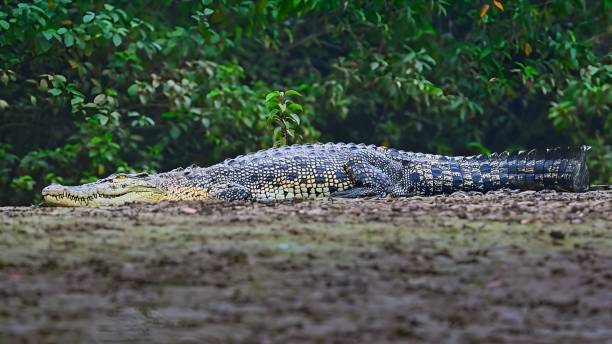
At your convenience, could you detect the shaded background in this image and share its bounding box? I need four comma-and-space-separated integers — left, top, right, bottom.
0, 0, 610, 205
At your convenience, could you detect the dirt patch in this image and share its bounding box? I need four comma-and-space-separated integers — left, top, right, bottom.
1, 189, 611, 343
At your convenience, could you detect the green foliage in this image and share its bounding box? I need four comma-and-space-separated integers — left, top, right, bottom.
265, 90, 304, 146
0, 0, 609, 205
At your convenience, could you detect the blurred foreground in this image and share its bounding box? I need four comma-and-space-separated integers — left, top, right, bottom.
1, 189, 611, 343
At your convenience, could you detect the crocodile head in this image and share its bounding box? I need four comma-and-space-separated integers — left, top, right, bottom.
42, 171, 212, 207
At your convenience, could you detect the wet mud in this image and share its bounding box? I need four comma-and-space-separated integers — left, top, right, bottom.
1, 189, 611, 343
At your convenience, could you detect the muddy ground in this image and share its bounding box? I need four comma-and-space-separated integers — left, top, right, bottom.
1, 189, 611, 343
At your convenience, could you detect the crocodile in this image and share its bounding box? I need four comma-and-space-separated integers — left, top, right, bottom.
42, 143, 590, 207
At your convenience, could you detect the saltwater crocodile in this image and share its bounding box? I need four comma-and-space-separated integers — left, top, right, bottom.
42, 143, 590, 207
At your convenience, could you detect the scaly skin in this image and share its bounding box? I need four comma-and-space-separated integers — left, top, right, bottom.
42, 143, 590, 207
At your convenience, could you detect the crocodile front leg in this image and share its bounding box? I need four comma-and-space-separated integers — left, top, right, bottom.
209, 183, 252, 201
331, 151, 392, 198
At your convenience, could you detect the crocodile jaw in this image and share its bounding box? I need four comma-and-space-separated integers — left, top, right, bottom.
42, 183, 165, 207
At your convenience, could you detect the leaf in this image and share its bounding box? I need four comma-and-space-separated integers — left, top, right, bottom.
63, 32, 75, 47
0, 20, 10, 30
42, 30, 55, 40
288, 103, 303, 112
83, 12, 95, 23
480, 4, 490, 18
466, 142, 492, 156
0, 99, 8, 109
52, 75, 67, 84
523, 42, 532, 57
266, 102, 279, 111
284, 89, 302, 97
265, 91, 280, 102
68, 87, 85, 99
93, 94, 106, 104
112, 34, 122, 47
273, 126, 282, 140
201, 117, 211, 128
203, 8, 214, 16
169, 126, 181, 139
94, 114, 109, 126
493, 0, 504, 11
288, 112, 300, 125
48, 88, 62, 96
267, 109, 280, 118
127, 84, 138, 97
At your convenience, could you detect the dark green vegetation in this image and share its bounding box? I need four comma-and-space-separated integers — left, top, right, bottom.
1, 190, 612, 342
0, 1, 610, 205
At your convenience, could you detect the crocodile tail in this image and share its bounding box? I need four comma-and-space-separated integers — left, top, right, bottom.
453, 146, 591, 193
507, 146, 589, 192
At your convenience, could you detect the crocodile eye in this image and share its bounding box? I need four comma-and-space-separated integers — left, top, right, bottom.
115, 175, 127, 181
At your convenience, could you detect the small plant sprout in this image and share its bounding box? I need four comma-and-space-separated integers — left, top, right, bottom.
264, 90, 304, 146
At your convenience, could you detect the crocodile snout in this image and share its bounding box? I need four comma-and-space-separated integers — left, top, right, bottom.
42, 184, 67, 196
